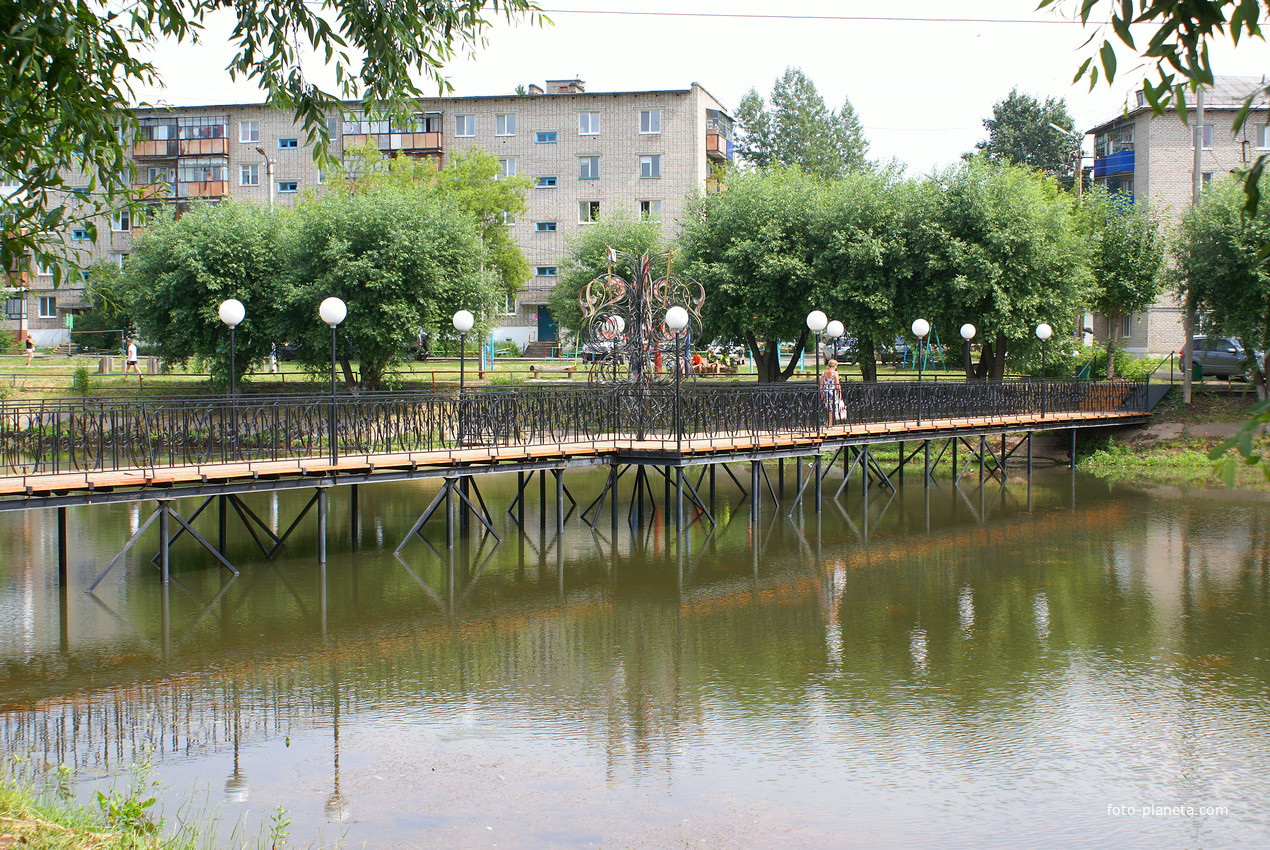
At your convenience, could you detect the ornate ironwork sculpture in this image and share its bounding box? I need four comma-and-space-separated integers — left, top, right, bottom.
578, 248, 705, 386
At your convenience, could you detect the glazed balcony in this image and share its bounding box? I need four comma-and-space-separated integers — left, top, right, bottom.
344, 131, 443, 154
706, 133, 732, 162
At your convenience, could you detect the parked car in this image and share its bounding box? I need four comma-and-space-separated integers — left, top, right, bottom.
819, 336, 859, 364
1189, 336, 1263, 380
277, 342, 303, 362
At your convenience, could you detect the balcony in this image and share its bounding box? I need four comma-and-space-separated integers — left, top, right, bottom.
344, 132, 443, 154
175, 181, 229, 199
131, 182, 172, 201
132, 140, 179, 159
1093, 149, 1134, 179
179, 137, 228, 156
706, 133, 732, 162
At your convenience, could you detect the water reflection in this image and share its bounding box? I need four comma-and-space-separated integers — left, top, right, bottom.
0, 470, 1267, 847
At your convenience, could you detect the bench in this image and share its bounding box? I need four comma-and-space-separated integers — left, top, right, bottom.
529, 364, 579, 379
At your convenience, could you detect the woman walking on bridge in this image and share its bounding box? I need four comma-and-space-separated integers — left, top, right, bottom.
821, 359, 844, 426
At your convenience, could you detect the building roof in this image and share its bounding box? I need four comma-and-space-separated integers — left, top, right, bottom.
1086, 75, 1270, 135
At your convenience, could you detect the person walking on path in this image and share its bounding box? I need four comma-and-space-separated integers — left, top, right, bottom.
821, 358, 844, 426
23, 337, 35, 366
123, 338, 143, 383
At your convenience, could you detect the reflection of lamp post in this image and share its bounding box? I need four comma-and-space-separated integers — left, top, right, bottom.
959, 323, 976, 381
912, 318, 930, 425
666, 305, 689, 454
1036, 322, 1053, 418
806, 310, 827, 386
452, 309, 474, 446
319, 297, 346, 466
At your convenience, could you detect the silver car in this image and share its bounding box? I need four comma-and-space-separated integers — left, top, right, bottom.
1191, 336, 1263, 379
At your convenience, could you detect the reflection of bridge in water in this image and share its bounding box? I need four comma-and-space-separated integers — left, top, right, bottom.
0, 380, 1158, 579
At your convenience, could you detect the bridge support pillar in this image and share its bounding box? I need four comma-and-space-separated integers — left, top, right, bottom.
316, 486, 328, 565
813, 454, 822, 514
675, 467, 685, 529
1070, 429, 1077, 469
923, 441, 931, 490
158, 499, 171, 583
57, 507, 69, 586
556, 468, 565, 534
350, 484, 360, 549
750, 461, 761, 521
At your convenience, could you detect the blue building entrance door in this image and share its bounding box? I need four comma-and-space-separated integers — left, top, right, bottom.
537, 308, 558, 342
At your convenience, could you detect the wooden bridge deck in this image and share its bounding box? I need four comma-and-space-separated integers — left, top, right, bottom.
0, 408, 1143, 507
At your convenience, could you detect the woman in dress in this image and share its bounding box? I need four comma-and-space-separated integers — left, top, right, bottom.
821, 358, 843, 426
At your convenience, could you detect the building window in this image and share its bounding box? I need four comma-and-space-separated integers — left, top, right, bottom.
640, 110, 661, 134
278, 138, 299, 149
111, 209, 130, 232
579, 156, 600, 180
535, 176, 557, 189
535, 221, 557, 232
240, 164, 259, 186
111, 252, 127, 270
1121, 314, 1132, 338
535, 266, 558, 277
639, 199, 662, 218
71, 228, 91, 241
278, 180, 298, 193
38, 296, 56, 318
501, 211, 516, 226
495, 113, 516, 136
146, 166, 172, 184
1260, 125, 1270, 149
579, 112, 600, 135
639, 155, 661, 179
1202, 124, 1214, 149
455, 114, 475, 137
1202, 171, 1214, 186
535, 131, 558, 144
497, 157, 517, 178
579, 200, 600, 222
239, 121, 259, 143
501, 292, 516, 315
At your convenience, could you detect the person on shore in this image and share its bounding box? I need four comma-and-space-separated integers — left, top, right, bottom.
23, 337, 35, 366
123, 338, 143, 382
821, 358, 844, 426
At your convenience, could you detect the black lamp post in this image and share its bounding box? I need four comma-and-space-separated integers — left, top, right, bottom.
219, 298, 245, 459
452, 309, 474, 446
806, 310, 827, 388
319, 297, 346, 466
1036, 322, 1053, 418
912, 317, 930, 425
666, 305, 689, 453
960, 323, 976, 381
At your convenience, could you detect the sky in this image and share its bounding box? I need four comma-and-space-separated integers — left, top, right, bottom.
136, 0, 1270, 175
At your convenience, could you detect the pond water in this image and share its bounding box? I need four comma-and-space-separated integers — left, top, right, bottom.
1, 465, 1268, 848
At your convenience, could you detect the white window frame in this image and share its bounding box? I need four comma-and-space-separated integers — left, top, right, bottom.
579, 156, 600, 180
639, 110, 661, 134
639, 155, 661, 179
38, 296, 56, 318
455, 114, 475, 137
579, 200, 600, 223
495, 113, 516, 136
501, 292, 516, 315
1259, 124, 1270, 149
639, 199, 662, 218
240, 164, 259, 186
501, 210, 516, 226
497, 157, 517, 178
1202, 124, 1214, 149
535, 176, 557, 189
579, 112, 600, 135
239, 120, 259, 143
1121, 314, 1132, 338
111, 209, 130, 232
535, 221, 557, 232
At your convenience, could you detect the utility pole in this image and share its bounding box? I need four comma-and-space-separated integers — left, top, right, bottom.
1183, 88, 1204, 406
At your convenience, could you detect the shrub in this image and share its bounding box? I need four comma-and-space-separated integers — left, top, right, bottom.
70, 367, 91, 394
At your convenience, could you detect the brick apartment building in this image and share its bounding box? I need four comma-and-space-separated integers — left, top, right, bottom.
7, 79, 734, 349
1086, 76, 1270, 356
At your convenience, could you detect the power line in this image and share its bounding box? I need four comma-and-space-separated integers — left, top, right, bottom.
538, 9, 1083, 25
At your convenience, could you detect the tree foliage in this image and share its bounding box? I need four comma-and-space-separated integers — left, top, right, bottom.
971, 89, 1081, 185
918, 162, 1091, 381
1083, 188, 1167, 378
1174, 175, 1270, 399
733, 68, 868, 178
122, 202, 285, 387
0, 0, 543, 284
547, 214, 668, 338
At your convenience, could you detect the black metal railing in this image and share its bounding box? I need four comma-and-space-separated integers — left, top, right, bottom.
0, 379, 1148, 478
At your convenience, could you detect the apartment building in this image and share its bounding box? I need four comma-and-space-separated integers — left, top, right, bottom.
1085, 76, 1270, 355
9, 80, 734, 348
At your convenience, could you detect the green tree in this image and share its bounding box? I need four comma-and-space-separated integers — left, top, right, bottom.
280, 179, 496, 390
679, 168, 829, 383
121, 202, 286, 387
0, 0, 543, 283
433, 149, 532, 294
918, 162, 1091, 381
971, 89, 1081, 186
1083, 188, 1167, 379
1174, 175, 1270, 399
814, 172, 921, 381
70, 261, 138, 354
733, 69, 869, 178
547, 214, 667, 339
